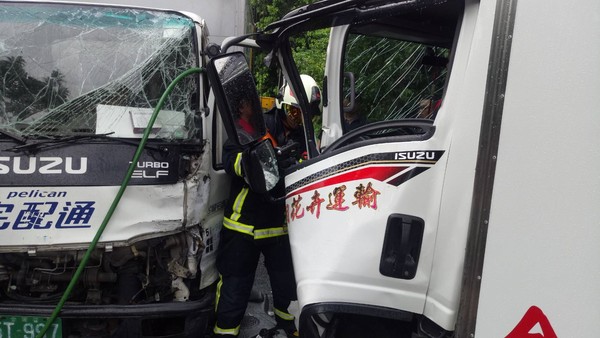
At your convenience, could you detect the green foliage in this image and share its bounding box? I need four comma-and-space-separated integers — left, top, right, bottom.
291, 28, 329, 85
248, 0, 328, 96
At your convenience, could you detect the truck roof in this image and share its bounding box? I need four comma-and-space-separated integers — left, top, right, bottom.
257, 0, 461, 50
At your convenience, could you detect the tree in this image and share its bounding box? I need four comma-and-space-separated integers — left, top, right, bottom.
41, 70, 70, 109
1, 56, 45, 120
249, 0, 328, 97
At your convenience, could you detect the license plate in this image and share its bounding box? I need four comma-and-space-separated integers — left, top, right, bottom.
0, 315, 62, 338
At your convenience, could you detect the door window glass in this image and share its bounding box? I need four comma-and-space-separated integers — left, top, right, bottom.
342, 34, 449, 132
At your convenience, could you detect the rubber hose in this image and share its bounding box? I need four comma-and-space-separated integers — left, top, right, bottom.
36, 67, 203, 338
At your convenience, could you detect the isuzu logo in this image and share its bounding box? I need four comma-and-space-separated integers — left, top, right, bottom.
0, 157, 88, 174
394, 151, 437, 161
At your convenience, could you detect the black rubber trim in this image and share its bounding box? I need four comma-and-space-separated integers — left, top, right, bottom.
299, 302, 413, 338
0, 294, 212, 319
286, 122, 435, 175
322, 119, 434, 155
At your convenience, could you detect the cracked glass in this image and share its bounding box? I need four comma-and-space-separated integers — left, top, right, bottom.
343, 33, 449, 130
0, 2, 199, 141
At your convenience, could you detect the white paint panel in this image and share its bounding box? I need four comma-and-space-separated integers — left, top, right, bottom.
287, 140, 449, 316
476, 0, 600, 336
423, 0, 496, 330
0, 184, 185, 249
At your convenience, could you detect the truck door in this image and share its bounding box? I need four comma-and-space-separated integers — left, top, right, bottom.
284, 2, 466, 333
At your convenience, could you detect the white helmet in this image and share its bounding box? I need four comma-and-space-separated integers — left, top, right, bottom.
277, 74, 322, 116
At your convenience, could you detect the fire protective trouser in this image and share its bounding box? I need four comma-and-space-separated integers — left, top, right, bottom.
213, 228, 297, 336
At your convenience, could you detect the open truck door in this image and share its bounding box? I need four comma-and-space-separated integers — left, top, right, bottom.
209, 1, 467, 336
281, 3, 463, 336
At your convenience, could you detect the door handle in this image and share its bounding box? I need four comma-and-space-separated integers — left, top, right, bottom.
379, 214, 424, 279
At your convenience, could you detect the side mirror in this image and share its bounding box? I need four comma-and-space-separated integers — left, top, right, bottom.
206, 52, 280, 193
206, 52, 266, 146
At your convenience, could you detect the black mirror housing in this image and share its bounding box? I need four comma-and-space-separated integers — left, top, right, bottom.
207, 52, 267, 146
242, 139, 280, 194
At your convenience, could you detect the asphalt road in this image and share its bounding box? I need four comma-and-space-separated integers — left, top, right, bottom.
239, 254, 296, 338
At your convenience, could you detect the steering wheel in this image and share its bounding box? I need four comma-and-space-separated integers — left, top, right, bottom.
321, 119, 434, 155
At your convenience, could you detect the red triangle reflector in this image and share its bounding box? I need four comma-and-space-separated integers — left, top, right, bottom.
505, 306, 557, 338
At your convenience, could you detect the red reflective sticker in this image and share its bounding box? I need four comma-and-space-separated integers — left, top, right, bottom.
506, 306, 557, 338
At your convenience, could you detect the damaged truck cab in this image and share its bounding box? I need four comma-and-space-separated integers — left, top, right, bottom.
0, 2, 230, 337
211, 0, 600, 337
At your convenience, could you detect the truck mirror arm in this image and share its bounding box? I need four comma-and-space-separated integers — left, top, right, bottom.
220, 34, 260, 54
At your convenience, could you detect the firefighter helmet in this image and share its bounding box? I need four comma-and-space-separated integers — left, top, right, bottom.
277, 75, 322, 125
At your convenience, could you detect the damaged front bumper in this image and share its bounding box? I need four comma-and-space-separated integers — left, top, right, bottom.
0, 287, 215, 337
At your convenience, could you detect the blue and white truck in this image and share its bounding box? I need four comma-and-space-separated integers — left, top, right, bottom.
0, 1, 246, 336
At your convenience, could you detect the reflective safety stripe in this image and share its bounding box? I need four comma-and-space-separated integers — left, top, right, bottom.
223, 219, 287, 239
234, 152, 243, 177
274, 307, 295, 321
213, 275, 240, 335
223, 217, 254, 236
213, 324, 240, 336
254, 227, 287, 240
215, 274, 223, 311
230, 187, 249, 221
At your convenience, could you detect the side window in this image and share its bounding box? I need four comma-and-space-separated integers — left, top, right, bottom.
342, 33, 449, 132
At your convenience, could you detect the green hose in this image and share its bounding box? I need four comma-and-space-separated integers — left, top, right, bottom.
36, 67, 203, 338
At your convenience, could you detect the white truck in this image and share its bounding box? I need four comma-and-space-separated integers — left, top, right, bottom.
207, 0, 600, 337
0, 1, 245, 337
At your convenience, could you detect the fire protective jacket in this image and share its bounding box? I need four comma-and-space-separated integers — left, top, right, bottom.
222, 139, 287, 240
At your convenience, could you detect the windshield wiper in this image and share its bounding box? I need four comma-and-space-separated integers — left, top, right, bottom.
0, 128, 27, 144
5, 132, 164, 153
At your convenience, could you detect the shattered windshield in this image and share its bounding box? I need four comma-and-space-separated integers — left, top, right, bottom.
0, 3, 199, 141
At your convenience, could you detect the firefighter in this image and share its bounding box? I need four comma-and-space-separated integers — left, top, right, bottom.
264, 74, 322, 162
212, 102, 297, 338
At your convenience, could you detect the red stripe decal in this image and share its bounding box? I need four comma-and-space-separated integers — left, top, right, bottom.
287, 166, 407, 198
